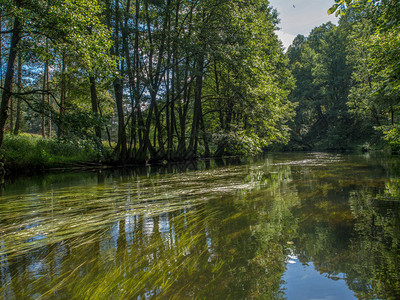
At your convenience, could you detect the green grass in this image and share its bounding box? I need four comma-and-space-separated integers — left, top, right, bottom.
1, 133, 102, 170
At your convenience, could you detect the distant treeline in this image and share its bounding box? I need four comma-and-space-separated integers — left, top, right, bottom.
286, 0, 400, 151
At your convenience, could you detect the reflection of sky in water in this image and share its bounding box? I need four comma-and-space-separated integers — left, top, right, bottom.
143, 217, 154, 236
283, 257, 356, 300
125, 215, 137, 248
159, 213, 170, 233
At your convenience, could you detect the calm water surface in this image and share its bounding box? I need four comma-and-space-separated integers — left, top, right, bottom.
1, 152, 400, 299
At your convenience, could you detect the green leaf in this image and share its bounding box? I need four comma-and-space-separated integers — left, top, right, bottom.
328, 4, 339, 15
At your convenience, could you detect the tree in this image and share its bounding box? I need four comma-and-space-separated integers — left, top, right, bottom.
334, 0, 400, 150
0, 0, 112, 148
286, 21, 361, 150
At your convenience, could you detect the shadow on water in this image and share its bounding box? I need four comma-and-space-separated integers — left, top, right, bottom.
0, 152, 400, 299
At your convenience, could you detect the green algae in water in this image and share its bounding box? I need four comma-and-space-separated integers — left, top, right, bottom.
1, 153, 400, 299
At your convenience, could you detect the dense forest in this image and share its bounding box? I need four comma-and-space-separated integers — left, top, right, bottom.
0, 0, 399, 169
286, 0, 400, 151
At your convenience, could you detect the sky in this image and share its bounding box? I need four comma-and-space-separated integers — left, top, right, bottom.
269, 0, 339, 49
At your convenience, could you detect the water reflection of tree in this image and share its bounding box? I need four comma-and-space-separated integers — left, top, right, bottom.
289, 160, 400, 299
347, 188, 400, 299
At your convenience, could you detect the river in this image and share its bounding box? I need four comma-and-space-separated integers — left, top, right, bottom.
0, 152, 399, 299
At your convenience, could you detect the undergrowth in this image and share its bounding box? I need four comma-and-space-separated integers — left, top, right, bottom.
1, 133, 106, 171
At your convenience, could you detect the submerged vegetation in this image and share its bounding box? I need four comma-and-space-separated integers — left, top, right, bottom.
1, 153, 400, 298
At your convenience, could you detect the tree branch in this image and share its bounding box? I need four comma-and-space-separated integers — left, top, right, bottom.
0, 30, 14, 34
0, 87, 60, 107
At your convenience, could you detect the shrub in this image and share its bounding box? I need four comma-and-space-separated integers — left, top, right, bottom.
377, 125, 400, 152
1, 134, 100, 169
212, 131, 266, 157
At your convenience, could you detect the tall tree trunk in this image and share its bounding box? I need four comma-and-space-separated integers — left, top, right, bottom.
122, 0, 139, 158
176, 5, 194, 159
135, 0, 143, 148
47, 66, 51, 138
0, 12, 3, 94
166, 64, 171, 161
42, 54, 48, 138
90, 75, 102, 159
188, 55, 204, 157
9, 95, 13, 134
214, 60, 225, 130
114, 75, 128, 160
8, 22, 13, 134
13, 54, 22, 135
113, 0, 128, 161
170, 64, 177, 160
200, 114, 210, 157
137, 100, 155, 163
0, 13, 21, 148
177, 58, 191, 158
153, 92, 164, 158
58, 52, 66, 138
166, 2, 178, 161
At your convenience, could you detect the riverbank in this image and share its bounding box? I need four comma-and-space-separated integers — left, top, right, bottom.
1, 133, 389, 180
0, 134, 210, 179
0, 134, 112, 177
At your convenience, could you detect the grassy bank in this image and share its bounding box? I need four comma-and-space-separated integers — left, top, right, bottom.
1, 134, 109, 174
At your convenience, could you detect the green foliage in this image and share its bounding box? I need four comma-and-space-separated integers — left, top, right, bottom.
377, 125, 400, 152
342, 0, 400, 151
200, 0, 295, 157
287, 0, 400, 151
0, 0, 298, 166
1, 133, 103, 169
328, 0, 368, 16
212, 131, 265, 156
286, 22, 359, 150
0, 0, 114, 160
0, 0, 114, 70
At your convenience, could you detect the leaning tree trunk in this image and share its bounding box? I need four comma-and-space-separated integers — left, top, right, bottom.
0, 14, 21, 148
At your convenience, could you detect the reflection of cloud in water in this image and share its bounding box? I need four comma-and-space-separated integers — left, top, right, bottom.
283, 260, 356, 299
287, 254, 297, 264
